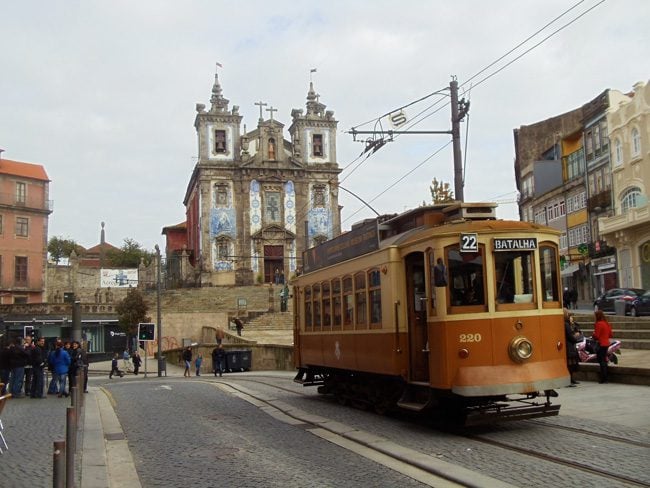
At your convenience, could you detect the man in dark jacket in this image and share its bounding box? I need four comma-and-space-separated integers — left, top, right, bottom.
9, 337, 30, 397
30, 337, 48, 398
0, 344, 11, 395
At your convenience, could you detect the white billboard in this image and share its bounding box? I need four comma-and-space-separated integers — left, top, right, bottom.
100, 268, 138, 288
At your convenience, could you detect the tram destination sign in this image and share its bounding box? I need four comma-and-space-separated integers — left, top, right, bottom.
493, 238, 538, 251
303, 219, 379, 273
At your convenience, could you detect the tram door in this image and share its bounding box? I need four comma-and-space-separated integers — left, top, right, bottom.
405, 252, 429, 382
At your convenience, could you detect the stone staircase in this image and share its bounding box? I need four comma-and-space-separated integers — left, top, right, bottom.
141, 285, 274, 314
573, 313, 650, 350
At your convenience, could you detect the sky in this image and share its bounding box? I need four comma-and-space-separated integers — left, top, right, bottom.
1, 0, 649, 251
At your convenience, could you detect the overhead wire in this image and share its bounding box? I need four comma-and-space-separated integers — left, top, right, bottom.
339, 0, 605, 223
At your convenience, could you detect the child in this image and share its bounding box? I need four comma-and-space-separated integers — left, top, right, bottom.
109, 353, 123, 379
195, 353, 203, 376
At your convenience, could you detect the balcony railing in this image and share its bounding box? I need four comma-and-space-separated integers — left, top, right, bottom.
588, 190, 612, 212
0, 192, 53, 212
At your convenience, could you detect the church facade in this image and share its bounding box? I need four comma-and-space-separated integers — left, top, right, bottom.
182, 71, 342, 285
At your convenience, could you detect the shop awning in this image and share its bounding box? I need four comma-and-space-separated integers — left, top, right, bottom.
561, 263, 579, 277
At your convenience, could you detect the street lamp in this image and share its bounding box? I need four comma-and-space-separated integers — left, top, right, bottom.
155, 244, 163, 377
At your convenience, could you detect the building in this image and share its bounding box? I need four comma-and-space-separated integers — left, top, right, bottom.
0, 154, 52, 304
170, 70, 342, 286
515, 82, 650, 298
599, 80, 650, 289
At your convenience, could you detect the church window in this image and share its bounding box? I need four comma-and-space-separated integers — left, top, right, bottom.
313, 185, 326, 208
264, 191, 281, 224
214, 184, 228, 208
313, 134, 323, 157
214, 130, 226, 154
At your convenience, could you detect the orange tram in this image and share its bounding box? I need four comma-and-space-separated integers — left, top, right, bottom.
292, 202, 570, 425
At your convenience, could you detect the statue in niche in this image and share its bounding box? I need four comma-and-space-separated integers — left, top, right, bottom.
268, 138, 276, 160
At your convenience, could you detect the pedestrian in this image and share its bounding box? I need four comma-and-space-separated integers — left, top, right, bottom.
215, 327, 225, 345
280, 284, 289, 312
433, 257, 448, 287
132, 351, 142, 375
8, 337, 29, 398
23, 336, 34, 396
195, 353, 203, 376
68, 341, 81, 389
274, 267, 280, 285
234, 317, 244, 337
593, 310, 613, 384
0, 343, 10, 395
563, 309, 580, 386
563, 287, 570, 308
109, 353, 123, 379
570, 288, 578, 310
30, 336, 48, 398
122, 349, 131, 372
212, 344, 225, 377
50, 340, 71, 397
47, 341, 60, 395
182, 347, 192, 377
79, 341, 89, 393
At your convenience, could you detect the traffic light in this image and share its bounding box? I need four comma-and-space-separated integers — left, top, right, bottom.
138, 322, 155, 341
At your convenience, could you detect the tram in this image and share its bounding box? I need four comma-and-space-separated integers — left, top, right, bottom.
293, 202, 569, 425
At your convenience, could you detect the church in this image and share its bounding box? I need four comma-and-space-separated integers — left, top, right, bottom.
167, 69, 342, 286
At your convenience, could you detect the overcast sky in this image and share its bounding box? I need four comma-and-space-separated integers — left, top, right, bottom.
1, 0, 648, 251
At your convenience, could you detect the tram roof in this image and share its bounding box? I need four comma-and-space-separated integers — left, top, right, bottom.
302, 202, 559, 273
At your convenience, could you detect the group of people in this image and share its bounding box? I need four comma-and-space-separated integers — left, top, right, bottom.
180, 343, 227, 378
564, 309, 613, 385
109, 349, 142, 378
0, 336, 88, 399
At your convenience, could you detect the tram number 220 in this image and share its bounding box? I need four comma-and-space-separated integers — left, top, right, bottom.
459, 333, 482, 343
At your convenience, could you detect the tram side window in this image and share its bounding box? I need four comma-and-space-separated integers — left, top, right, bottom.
355, 272, 367, 328
494, 251, 534, 305
540, 244, 560, 303
332, 278, 342, 328
343, 276, 354, 329
447, 245, 486, 308
322, 281, 331, 329
368, 269, 382, 328
304, 286, 312, 330
313, 284, 321, 329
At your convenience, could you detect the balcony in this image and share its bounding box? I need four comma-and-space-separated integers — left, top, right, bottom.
588, 190, 612, 212
599, 202, 650, 236
0, 192, 53, 213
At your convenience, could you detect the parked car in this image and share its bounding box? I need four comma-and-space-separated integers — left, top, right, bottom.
594, 288, 646, 314
630, 290, 650, 317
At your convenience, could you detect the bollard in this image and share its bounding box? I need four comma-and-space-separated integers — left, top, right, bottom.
66, 407, 76, 488
70, 386, 79, 429
53, 440, 66, 488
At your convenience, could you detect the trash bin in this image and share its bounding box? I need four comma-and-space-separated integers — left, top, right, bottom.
239, 350, 252, 371
224, 350, 252, 372
614, 299, 627, 316
158, 357, 167, 377
225, 350, 240, 372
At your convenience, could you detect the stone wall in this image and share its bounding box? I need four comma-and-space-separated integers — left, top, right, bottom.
164, 343, 294, 372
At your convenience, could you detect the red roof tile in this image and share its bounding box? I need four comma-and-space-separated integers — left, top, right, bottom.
0, 158, 50, 181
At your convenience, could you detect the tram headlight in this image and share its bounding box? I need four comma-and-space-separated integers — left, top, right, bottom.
509, 336, 533, 363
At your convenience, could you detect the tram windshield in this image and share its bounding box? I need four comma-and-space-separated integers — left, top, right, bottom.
494, 251, 535, 306
446, 246, 485, 307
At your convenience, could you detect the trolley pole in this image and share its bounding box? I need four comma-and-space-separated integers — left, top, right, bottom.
450, 78, 464, 202
155, 245, 163, 377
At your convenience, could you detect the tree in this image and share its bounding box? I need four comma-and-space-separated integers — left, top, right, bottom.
115, 288, 150, 337
48, 236, 84, 263
429, 177, 455, 204
107, 238, 153, 268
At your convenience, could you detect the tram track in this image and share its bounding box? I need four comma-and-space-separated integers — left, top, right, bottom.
217, 374, 650, 487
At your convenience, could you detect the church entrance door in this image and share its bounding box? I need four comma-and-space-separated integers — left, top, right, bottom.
264, 245, 284, 283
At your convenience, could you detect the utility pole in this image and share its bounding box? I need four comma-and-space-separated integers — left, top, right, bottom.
348, 76, 469, 202
155, 245, 163, 377
450, 79, 464, 202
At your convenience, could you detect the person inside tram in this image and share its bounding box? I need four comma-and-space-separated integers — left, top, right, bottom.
496, 267, 515, 303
